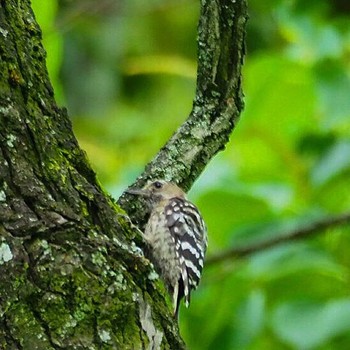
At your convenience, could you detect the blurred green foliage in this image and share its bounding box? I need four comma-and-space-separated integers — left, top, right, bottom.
33, 0, 350, 348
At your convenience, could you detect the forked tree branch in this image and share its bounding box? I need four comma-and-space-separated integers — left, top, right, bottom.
119, 0, 248, 222
206, 212, 350, 266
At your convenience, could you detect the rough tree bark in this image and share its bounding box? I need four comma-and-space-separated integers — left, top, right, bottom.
0, 0, 247, 349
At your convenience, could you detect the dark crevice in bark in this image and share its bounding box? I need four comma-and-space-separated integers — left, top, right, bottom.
91, 301, 100, 347
3, 315, 23, 350
30, 306, 62, 350
24, 122, 55, 197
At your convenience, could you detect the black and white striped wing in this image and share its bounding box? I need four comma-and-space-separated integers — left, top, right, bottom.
165, 197, 207, 307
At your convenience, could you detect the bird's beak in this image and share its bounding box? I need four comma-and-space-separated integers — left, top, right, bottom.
126, 188, 150, 197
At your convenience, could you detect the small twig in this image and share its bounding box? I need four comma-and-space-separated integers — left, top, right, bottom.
206, 212, 350, 266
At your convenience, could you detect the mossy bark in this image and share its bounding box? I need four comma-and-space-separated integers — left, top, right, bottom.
0, 1, 182, 348
0, 0, 247, 349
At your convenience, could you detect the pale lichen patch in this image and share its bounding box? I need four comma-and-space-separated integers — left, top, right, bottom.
138, 294, 163, 350
130, 241, 143, 256
148, 270, 159, 281
6, 134, 17, 148
98, 329, 111, 343
62, 316, 77, 331
0, 27, 8, 37
40, 240, 52, 257
0, 190, 6, 202
0, 243, 13, 264
92, 251, 107, 267
107, 272, 127, 292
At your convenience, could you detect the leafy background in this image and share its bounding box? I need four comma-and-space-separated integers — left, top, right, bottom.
32, 0, 350, 349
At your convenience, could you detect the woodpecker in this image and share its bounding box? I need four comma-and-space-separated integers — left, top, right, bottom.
127, 179, 207, 317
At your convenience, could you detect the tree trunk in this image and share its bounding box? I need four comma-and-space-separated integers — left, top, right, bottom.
0, 0, 247, 349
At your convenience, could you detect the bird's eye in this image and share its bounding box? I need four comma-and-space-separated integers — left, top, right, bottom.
153, 181, 163, 189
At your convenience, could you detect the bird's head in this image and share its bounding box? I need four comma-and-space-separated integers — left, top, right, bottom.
127, 179, 185, 205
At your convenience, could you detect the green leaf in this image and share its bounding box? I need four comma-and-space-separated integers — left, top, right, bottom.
271, 299, 350, 349
311, 140, 350, 186
243, 243, 346, 282
196, 189, 272, 250
278, 11, 342, 62
314, 61, 350, 131
233, 290, 265, 348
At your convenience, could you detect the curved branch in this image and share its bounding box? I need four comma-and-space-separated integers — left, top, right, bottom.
206, 212, 350, 266
119, 0, 248, 220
